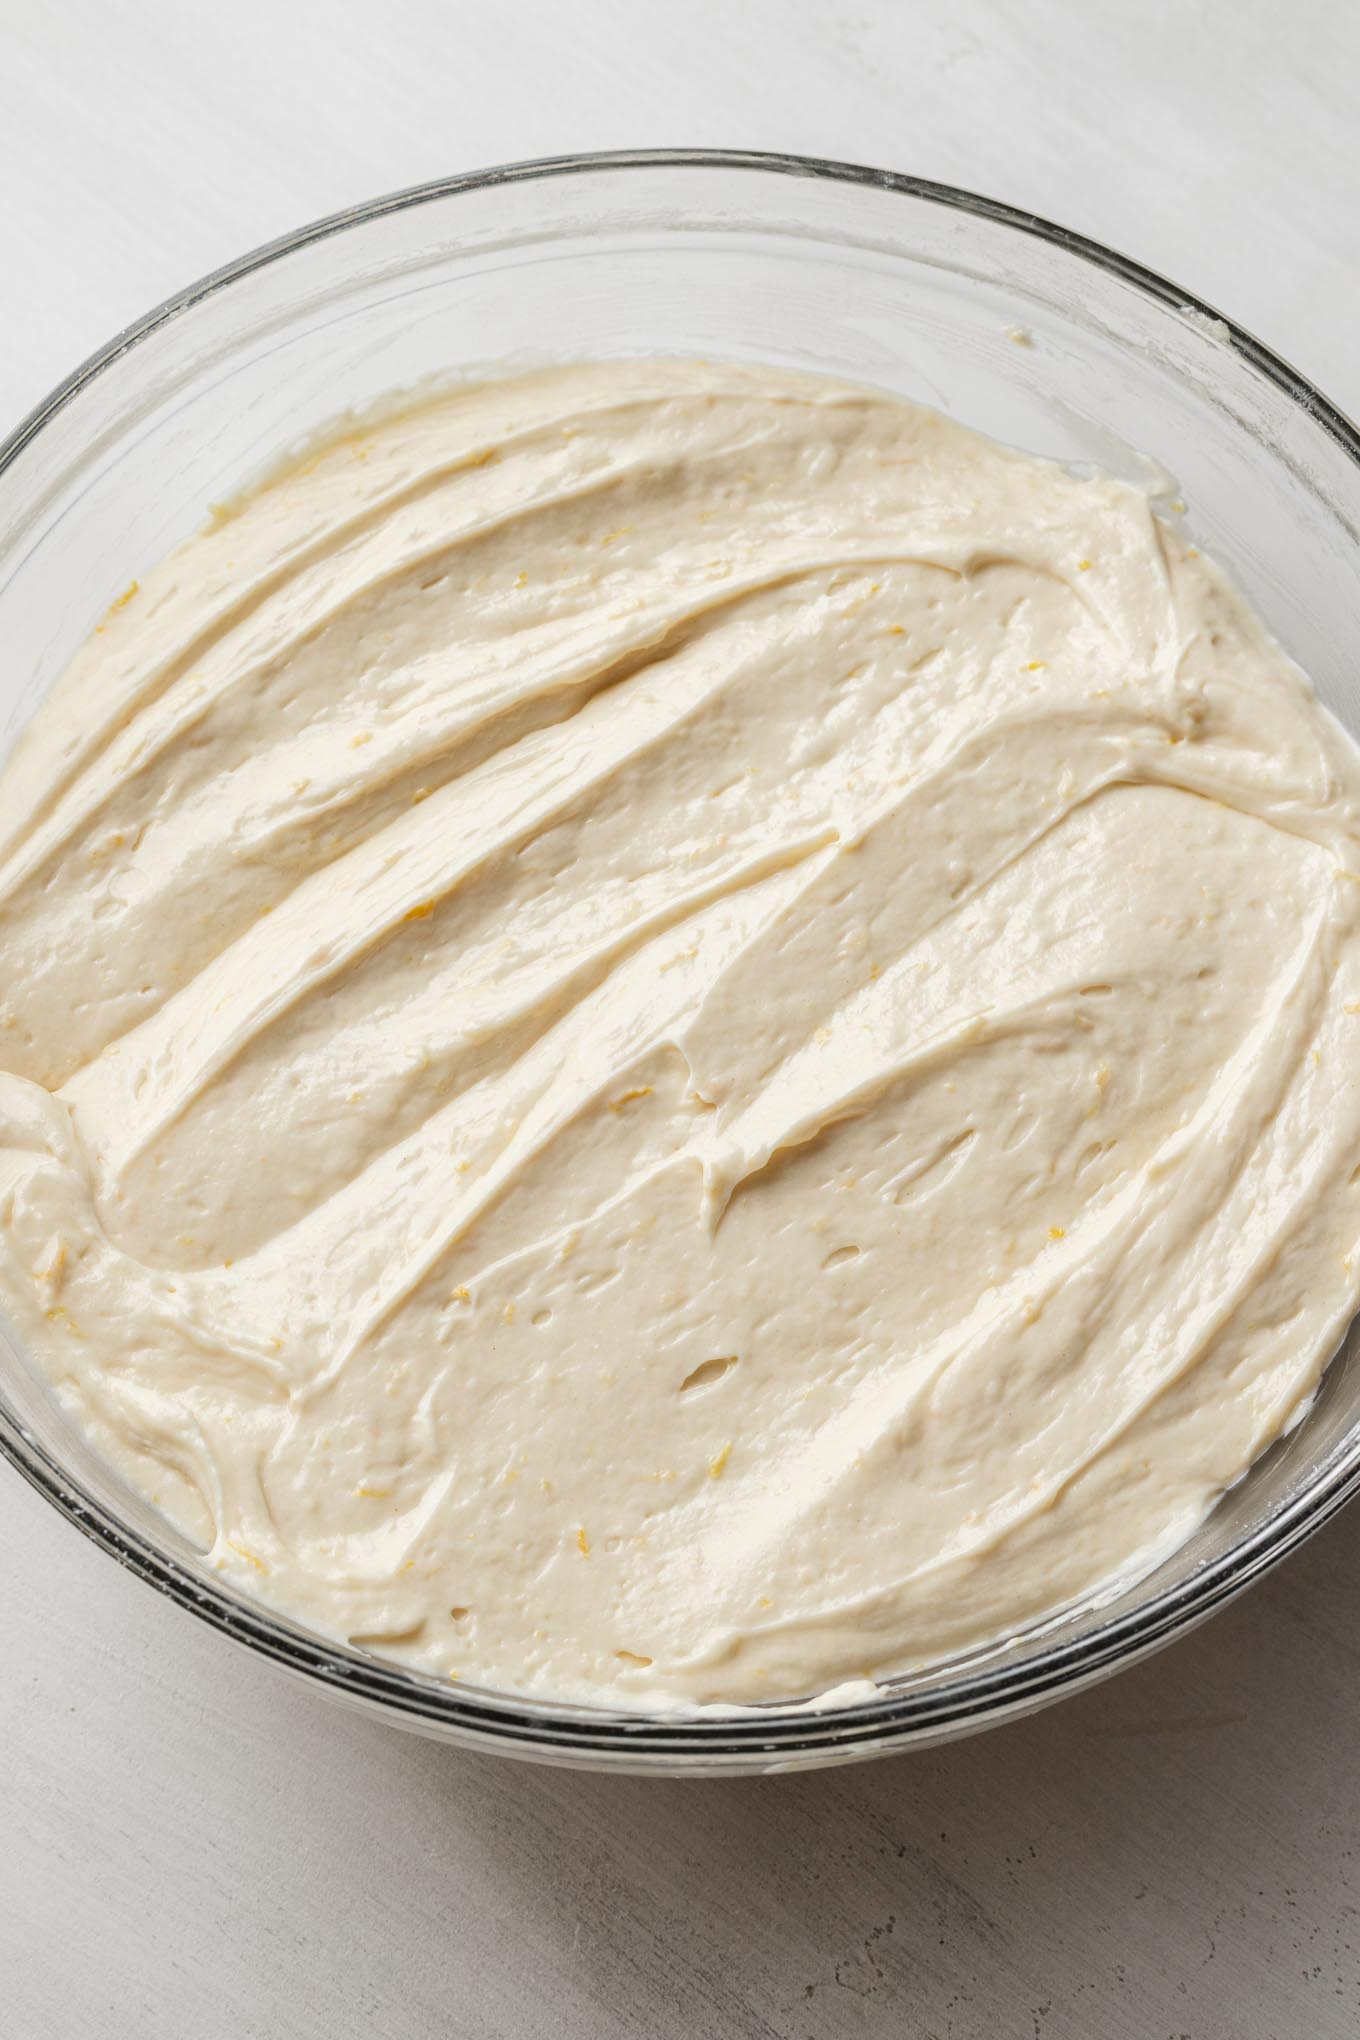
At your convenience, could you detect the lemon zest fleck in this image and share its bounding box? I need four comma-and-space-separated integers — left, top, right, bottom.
607, 1085, 654, 1113
35, 1243, 67, 1286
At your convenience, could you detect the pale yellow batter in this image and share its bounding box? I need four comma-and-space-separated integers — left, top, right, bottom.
2, 358, 1359, 1709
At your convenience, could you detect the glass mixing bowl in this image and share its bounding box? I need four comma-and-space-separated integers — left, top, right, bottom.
3, 150, 1360, 1775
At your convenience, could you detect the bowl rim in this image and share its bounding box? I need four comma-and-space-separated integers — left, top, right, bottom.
3, 145, 1360, 1765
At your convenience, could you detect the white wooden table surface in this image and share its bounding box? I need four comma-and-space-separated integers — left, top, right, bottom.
3, 4, 1359, 2034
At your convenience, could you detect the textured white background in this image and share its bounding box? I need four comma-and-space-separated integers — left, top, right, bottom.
3, 4, 1360, 2035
